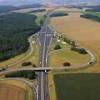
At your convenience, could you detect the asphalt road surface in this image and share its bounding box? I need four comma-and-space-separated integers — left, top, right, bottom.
37, 12, 54, 100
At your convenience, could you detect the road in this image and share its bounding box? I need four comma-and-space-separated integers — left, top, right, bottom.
37, 24, 54, 100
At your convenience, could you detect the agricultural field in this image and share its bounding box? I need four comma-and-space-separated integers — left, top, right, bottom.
54, 73, 100, 100
0, 79, 33, 100
0, 83, 25, 100
50, 8, 100, 72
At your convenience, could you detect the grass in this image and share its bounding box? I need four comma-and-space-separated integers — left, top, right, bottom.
54, 73, 100, 100
50, 49, 90, 67
24, 43, 39, 67
48, 72, 57, 100
49, 36, 90, 67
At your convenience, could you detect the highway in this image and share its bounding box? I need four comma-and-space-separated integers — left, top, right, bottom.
37, 23, 54, 100
0, 8, 97, 100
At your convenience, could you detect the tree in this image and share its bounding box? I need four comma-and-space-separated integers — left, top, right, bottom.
54, 44, 61, 50
32, 64, 37, 67
63, 62, 71, 67
22, 62, 32, 66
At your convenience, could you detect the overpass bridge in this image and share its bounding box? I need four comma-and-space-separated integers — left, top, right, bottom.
0, 62, 92, 76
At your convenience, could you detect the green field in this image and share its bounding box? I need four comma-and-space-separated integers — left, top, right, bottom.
54, 73, 100, 100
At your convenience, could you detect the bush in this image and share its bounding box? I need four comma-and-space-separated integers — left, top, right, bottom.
54, 44, 61, 50
5, 70, 36, 79
32, 64, 37, 67
22, 62, 32, 66
50, 12, 68, 17
63, 62, 71, 66
78, 48, 87, 54
71, 47, 87, 54
63, 37, 72, 45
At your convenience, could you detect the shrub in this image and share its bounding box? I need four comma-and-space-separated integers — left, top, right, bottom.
63, 62, 71, 66
63, 37, 71, 45
71, 47, 87, 54
22, 62, 32, 66
54, 44, 61, 50
78, 48, 87, 54
5, 70, 36, 79
32, 64, 37, 67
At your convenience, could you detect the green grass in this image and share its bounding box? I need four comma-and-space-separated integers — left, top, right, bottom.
50, 49, 90, 67
54, 73, 100, 100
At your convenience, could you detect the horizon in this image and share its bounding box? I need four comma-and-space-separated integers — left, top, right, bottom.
0, 0, 100, 6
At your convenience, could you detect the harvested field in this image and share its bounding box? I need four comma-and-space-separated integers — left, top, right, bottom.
50, 9, 100, 72
0, 83, 25, 100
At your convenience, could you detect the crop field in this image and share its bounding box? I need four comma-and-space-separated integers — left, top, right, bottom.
0, 83, 25, 100
54, 73, 100, 100
0, 79, 33, 100
50, 8, 100, 72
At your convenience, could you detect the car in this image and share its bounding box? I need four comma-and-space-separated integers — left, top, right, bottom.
45, 70, 47, 73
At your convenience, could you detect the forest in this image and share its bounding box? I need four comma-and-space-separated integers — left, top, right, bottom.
80, 13, 100, 22
0, 12, 41, 61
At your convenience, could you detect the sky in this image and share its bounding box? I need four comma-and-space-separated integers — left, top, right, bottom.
0, 0, 100, 6
0, 0, 42, 6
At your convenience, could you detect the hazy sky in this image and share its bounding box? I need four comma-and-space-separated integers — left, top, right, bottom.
0, 0, 100, 6
0, 0, 42, 6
